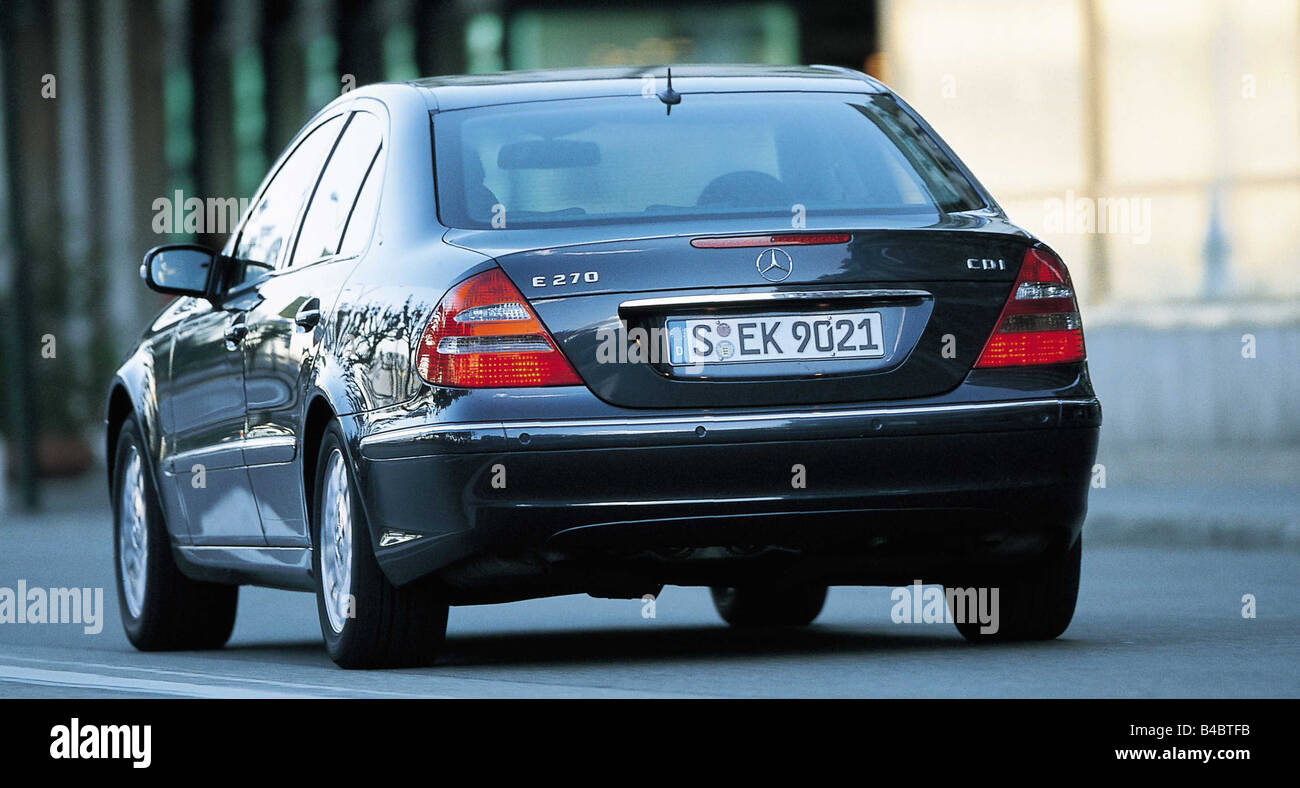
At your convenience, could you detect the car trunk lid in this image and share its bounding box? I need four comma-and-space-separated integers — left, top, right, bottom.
447, 215, 1031, 408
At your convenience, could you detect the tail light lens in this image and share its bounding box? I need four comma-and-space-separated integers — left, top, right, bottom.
974, 247, 1086, 368
415, 268, 582, 387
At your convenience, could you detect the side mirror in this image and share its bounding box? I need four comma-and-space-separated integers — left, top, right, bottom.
140, 244, 218, 298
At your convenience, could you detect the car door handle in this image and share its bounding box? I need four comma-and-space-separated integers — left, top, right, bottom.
294, 298, 322, 330
223, 320, 248, 347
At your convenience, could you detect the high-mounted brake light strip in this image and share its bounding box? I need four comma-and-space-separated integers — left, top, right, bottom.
690, 233, 851, 249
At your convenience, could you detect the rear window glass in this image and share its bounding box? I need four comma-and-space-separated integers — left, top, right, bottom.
432, 92, 984, 230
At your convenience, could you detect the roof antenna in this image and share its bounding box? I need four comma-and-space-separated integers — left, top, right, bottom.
656, 67, 681, 115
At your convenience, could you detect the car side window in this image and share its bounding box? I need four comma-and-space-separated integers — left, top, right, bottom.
288, 111, 383, 268
337, 144, 385, 257
229, 115, 345, 286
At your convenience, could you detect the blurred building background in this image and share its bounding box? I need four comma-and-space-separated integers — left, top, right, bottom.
880, 0, 1300, 455
0, 0, 1296, 511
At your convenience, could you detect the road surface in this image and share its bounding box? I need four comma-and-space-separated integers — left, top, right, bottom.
0, 490, 1295, 698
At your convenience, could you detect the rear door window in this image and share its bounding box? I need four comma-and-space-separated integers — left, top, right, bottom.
337, 144, 385, 257
289, 111, 384, 267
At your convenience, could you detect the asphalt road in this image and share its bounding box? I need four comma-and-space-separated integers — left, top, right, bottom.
0, 497, 1296, 698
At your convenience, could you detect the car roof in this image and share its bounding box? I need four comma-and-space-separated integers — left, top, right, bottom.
406, 64, 888, 111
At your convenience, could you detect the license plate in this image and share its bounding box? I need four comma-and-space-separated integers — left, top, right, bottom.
666, 311, 886, 365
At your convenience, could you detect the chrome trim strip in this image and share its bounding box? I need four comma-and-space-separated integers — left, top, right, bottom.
502, 398, 1083, 429
618, 289, 930, 312
242, 435, 297, 451
164, 444, 244, 469
180, 545, 308, 551
358, 398, 1095, 448
166, 435, 297, 468
359, 422, 504, 448
514, 496, 786, 508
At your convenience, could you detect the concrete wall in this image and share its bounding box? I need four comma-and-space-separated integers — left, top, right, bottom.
1087, 323, 1300, 446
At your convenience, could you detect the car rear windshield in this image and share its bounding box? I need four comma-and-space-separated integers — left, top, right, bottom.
432, 92, 986, 230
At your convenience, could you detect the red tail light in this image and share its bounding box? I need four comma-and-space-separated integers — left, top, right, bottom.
974, 247, 1086, 368
415, 268, 582, 387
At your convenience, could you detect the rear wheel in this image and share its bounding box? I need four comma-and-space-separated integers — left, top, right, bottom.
710, 584, 827, 627
953, 538, 1081, 642
312, 423, 448, 668
113, 418, 238, 650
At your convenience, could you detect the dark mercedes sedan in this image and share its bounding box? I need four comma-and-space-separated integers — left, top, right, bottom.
107, 65, 1100, 667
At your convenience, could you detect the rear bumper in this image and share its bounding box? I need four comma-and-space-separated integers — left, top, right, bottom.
352, 397, 1101, 588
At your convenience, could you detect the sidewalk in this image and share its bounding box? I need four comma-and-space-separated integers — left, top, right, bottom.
3, 446, 1298, 551
1085, 442, 1300, 551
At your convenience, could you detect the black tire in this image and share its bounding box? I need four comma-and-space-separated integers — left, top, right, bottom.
710, 583, 828, 627
113, 417, 238, 651
312, 423, 448, 668
953, 538, 1081, 642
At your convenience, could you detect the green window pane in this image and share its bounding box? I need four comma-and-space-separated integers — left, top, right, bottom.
507, 4, 799, 69
232, 47, 267, 198
465, 13, 504, 74
305, 35, 340, 112
384, 23, 419, 81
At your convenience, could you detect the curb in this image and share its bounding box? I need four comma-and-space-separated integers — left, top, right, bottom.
1085, 514, 1300, 552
